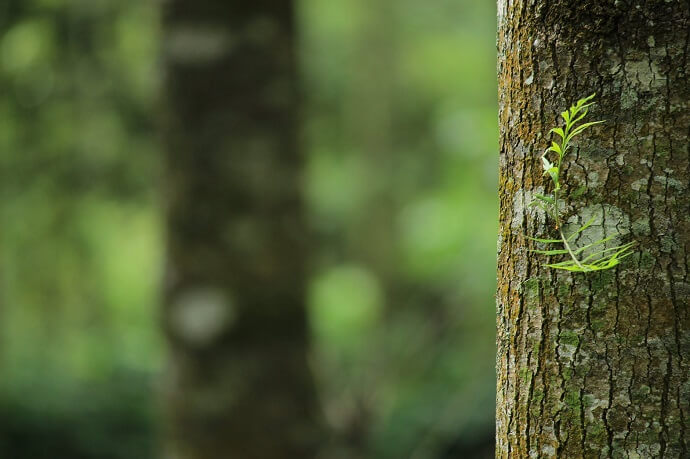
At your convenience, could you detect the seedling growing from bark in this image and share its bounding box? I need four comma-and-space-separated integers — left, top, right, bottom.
528, 94, 635, 272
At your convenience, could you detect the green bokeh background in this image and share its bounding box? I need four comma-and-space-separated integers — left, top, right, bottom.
0, 0, 498, 457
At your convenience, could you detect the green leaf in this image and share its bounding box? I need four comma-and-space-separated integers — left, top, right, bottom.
529, 93, 637, 273
565, 120, 604, 144
548, 141, 562, 155
578, 102, 595, 112
529, 248, 569, 255
565, 216, 597, 241
586, 242, 636, 264
572, 94, 596, 112
578, 93, 597, 106
578, 241, 629, 262
545, 260, 585, 271
570, 109, 589, 126
526, 236, 561, 243
549, 127, 565, 140
541, 154, 553, 171
545, 166, 559, 184
571, 236, 615, 255
534, 193, 554, 204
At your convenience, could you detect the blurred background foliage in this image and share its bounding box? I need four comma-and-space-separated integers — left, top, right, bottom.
0, 0, 497, 457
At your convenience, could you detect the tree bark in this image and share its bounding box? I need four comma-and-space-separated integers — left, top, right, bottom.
496, 1, 690, 457
160, 1, 322, 458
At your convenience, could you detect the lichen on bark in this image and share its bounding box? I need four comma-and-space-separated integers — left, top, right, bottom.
496, 1, 690, 457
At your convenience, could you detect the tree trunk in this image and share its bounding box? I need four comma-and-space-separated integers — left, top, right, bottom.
496, 1, 690, 457
160, 2, 322, 458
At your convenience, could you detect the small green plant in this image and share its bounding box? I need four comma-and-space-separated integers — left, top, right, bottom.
528, 94, 635, 272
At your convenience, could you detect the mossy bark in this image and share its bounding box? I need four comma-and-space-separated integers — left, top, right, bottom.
160, 1, 322, 458
496, 1, 690, 457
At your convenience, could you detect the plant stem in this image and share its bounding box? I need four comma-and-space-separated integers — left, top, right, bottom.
559, 227, 588, 271
553, 188, 560, 228
553, 165, 588, 271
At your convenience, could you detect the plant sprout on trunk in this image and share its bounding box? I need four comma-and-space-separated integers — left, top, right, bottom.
527, 94, 636, 272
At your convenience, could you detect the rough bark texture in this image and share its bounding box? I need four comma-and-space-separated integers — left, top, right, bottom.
160, 1, 322, 458
496, 1, 690, 457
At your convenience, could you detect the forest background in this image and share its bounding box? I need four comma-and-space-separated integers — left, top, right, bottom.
0, 0, 498, 457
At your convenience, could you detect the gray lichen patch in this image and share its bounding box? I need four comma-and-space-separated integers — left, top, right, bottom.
564, 204, 630, 249
659, 234, 678, 253
653, 175, 685, 191
624, 60, 665, 89
170, 287, 236, 348
582, 393, 609, 423
558, 342, 577, 362
586, 170, 601, 188
515, 187, 550, 230
511, 190, 529, 230
631, 217, 651, 236
630, 178, 649, 191
620, 86, 640, 110
497, 0, 507, 25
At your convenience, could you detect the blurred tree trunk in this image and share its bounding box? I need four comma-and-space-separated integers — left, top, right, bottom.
160, 2, 322, 458
496, 1, 690, 457
345, 0, 397, 285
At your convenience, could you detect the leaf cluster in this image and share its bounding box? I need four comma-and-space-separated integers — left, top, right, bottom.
528, 94, 635, 272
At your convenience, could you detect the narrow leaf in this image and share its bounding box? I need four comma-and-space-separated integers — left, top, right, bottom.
549, 127, 565, 140
526, 236, 561, 243
534, 193, 554, 204
529, 248, 569, 255
571, 236, 616, 255
549, 141, 562, 155
575, 93, 596, 108
565, 120, 605, 144
546, 166, 559, 184
545, 262, 585, 272
541, 154, 553, 171
565, 216, 597, 241
570, 108, 588, 126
